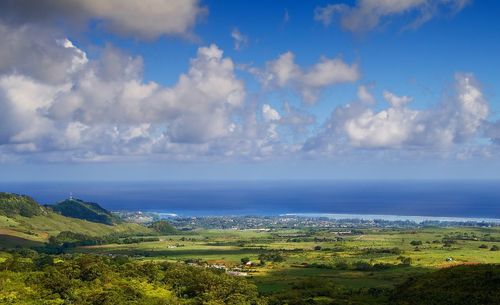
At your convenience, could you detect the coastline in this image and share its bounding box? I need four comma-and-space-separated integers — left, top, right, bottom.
283, 213, 500, 224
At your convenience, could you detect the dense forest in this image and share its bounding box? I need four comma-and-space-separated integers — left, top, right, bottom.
0, 252, 264, 305
1, 249, 499, 305
0, 193, 46, 217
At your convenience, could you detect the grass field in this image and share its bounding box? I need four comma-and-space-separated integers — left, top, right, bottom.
72, 226, 500, 294
0, 211, 152, 245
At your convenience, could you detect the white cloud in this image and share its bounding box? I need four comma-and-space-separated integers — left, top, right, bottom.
259, 51, 360, 103
314, 4, 348, 27
262, 104, 281, 122
383, 90, 412, 107
314, 0, 471, 33
307, 73, 489, 150
260, 105, 281, 140
0, 21, 253, 159
357, 85, 375, 104
231, 27, 248, 51
0, 23, 87, 84
281, 102, 316, 128
452, 73, 489, 140
0, 75, 64, 146
0, 0, 207, 39
47, 43, 245, 145
343, 105, 422, 148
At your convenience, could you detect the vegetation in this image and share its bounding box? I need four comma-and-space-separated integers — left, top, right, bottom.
51, 198, 117, 225
391, 264, 500, 305
1, 192, 499, 304
149, 220, 179, 235
0, 192, 45, 217
0, 192, 151, 247
0, 253, 265, 304
1, 250, 497, 305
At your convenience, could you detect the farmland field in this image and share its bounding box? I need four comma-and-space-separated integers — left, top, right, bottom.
73, 226, 500, 295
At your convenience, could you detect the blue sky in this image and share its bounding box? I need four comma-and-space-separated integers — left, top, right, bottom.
1, 0, 500, 181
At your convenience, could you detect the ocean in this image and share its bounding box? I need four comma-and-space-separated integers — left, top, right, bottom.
0, 180, 499, 218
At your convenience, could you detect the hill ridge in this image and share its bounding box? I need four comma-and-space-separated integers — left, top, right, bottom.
50, 197, 117, 225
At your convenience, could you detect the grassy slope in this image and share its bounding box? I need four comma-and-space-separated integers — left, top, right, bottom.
0, 210, 152, 244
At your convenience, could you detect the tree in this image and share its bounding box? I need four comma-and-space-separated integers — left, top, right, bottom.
400, 257, 412, 265
240, 257, 250, 264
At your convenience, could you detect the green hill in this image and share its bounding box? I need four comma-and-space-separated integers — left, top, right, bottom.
149, 220, 179, 234
0, 192, 47, 217
0, 193, 152, 246
50, 198, 117, 225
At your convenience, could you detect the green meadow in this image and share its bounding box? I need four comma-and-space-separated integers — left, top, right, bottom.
73, 226, 500, 294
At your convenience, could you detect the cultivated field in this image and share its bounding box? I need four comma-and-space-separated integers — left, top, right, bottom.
74, 226, 500, 294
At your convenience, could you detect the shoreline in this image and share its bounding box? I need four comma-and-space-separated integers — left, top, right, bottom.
116, 210, 500, 224
283, 213, 500, 224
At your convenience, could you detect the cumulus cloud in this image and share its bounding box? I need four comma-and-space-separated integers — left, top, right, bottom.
0, 0, 206, 39
382, 90, 412, 107
314, 0, 471, 33
357, 85, 375, 104
306, 73, 489, 150
260, 104, 281, 140
231, 28, 248, 51
257, 51, 360, 103
0, 20, 255, 159
262, 104, 281, 122
0, 24, 87, 84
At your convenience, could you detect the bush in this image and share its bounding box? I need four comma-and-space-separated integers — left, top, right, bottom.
353, 261, 372, 271
391, 264, 500, 305
334, 261, 349, 270
400, 256, 412, 265
258, 252, 284, 263
241, 257, 250, 264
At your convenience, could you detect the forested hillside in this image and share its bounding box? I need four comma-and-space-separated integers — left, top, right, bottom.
51, 198, 118, 225
0, 193, 46, 217
0, 193, 151, 246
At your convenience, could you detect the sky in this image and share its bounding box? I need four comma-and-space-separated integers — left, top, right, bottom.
1, 0, 500, 181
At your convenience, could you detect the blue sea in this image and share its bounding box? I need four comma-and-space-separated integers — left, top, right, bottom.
0, 181, 499, 219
